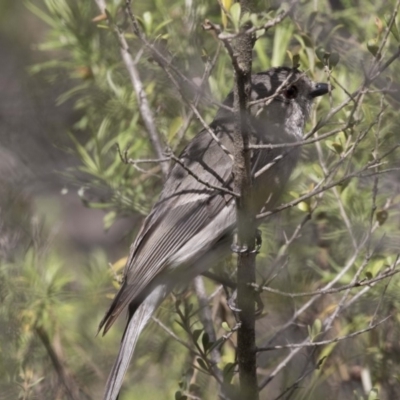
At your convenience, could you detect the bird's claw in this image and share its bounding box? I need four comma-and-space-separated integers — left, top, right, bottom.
227, 289, 241, 314
231, 229, 262, 254
255, 291, 264, 317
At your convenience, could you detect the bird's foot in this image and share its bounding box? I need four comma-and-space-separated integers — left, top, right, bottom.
255, 291, 265, 318
230, 229, 262, 254
227, 288, 265, 319
227, 289, 241, 321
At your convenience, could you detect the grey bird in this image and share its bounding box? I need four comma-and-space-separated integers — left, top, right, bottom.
99, 67, 329, 400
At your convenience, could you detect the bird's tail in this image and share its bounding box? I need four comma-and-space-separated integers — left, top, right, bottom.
103, 286, 166, 400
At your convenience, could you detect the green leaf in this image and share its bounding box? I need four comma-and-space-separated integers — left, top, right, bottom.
272, 23, 294, 66
329, 52, 340, 68
331, 142, 343, 154
376, 210, 388, 225
154, 18, 173, 34
174, 391, 187, 400
222, 321, 231, 331
68, 132, 99, 172
367, 388, 380, 400
240, 11, 251, 26
192, 329, 203, 344
143, 11, 153, 34
292, 53, 300, 68
315, 46, 326, 62
174, 319, 185, 331
298, 201, 310, 213
208, 337, 224, 353
230, 2, 241, 31
326, 140, 343, 155
202, 332, 210, 351
223, 362, 236, 383
196, 357, 208, 372
103, 211, 117, 231
308, 318, 322, 341
254, 39, 270, 69
168, 117, 183, 142
250, 13, 258, 26
385, 15, 400, 42
179, 368, 194, 391
104, 8, 113, 24
367, 39, 379, 57
24, 1, 57, 27
184, 302, 193, 315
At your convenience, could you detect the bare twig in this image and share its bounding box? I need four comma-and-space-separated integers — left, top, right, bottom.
271, 358, 321, 400
151, 316, 196, 354
258, 205, 398, 391
94, 0, 169, 178
168, 153, 238, 197
35, 326, 91, 400
175, 304, 225, 387
173, 46, 223, 149
256, 151, 395, 221
124, 0, 232, 113
370, 0, 400, 66
251, 268, 400, 298
257, 317, 390, 352
122, 16, 234, 161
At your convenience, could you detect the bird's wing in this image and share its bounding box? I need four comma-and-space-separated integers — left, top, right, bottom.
99, 128, 235, 334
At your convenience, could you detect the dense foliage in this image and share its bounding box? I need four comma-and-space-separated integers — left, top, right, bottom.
1, 0, 400, 399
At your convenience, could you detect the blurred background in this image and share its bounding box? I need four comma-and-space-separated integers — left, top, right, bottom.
1, 1, 400, 400
0, 0, 135, 258
0, 2, 138, 399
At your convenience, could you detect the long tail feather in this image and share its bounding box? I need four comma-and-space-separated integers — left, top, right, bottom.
103, 286, 166, 400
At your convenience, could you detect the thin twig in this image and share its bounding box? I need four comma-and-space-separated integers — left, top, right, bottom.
35, 326, 91, 400
95, 0, 169, 178
124, 0, 232, 113
256, 152, 395, 221
173, 46, 222, 150
257, 317, 390, 351
151, 316, 197, 354
251, 268, 400, 298
169, 153, 239, 197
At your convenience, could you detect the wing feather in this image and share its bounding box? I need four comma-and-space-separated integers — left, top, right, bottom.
99, 128, 234, 334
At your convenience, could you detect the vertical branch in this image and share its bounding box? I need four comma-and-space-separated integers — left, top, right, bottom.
231, 1, 259, 399
35, 326, 91, 400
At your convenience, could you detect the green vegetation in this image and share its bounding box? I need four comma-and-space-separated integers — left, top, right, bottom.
1, 0, 400, 399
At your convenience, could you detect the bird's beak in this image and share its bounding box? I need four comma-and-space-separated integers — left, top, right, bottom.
310, 83, 331, 98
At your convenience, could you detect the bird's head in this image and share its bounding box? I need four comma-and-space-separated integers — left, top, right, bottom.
250, 67, 330, 137
216, 67, 330, 140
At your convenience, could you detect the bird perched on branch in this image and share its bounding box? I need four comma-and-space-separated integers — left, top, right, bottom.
99, 67, 329, 400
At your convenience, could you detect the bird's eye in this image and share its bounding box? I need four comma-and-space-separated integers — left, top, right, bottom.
284, 85, 298, 100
